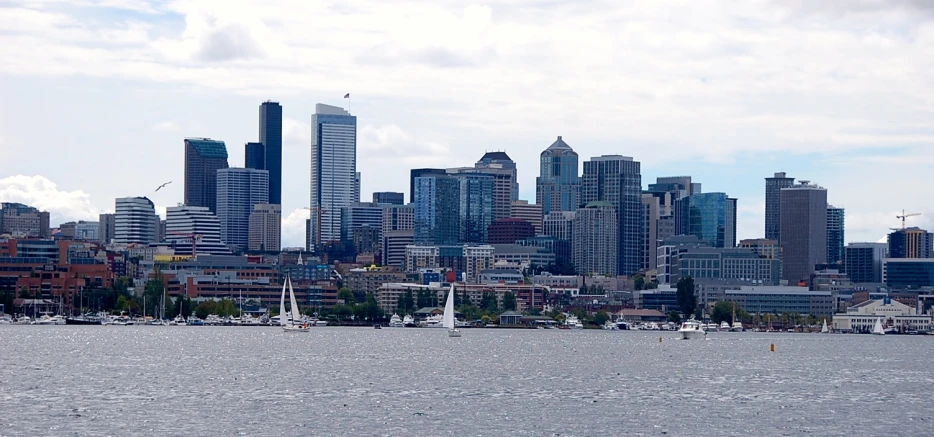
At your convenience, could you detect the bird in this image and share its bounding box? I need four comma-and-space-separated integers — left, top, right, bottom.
155, 181, 172, 192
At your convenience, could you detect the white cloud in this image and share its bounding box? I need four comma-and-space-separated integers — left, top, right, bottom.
152, 120, 180, 131
0, 175, 99, 224
281, 207, 308, 248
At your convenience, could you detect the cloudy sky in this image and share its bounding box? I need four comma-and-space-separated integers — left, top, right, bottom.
1, 0, 933, 247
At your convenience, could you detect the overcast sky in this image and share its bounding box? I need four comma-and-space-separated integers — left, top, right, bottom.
1, 0, 933, 247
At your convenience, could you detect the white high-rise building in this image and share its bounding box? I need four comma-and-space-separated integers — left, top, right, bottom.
165, 205, 230, 255
114, 197, 158, 245
309, 104, 357, 248
249, 204, 281, 252
217, 168, 269, 253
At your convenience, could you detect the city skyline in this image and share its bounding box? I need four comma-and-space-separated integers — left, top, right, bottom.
2, 1, 934, 247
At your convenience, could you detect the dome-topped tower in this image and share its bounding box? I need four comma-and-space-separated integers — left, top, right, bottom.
537, 136, 580, 215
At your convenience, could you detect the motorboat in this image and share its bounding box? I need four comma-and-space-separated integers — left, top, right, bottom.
35, 315, 66, 325
644, 322, 661, 331
423, 314, 444, 328
565, 315, 584, 329
173, 315, 188, 326
603, 320, 618, 330
443, 284, 461, 337
731, 321, 743, 332
678, 320, 707, 340
615, 320, 630, 330
388, 314, 404, 328
403, 315, 417, 327
187, 316, 204, 326
705, 323, 719, 332
13, 316, 31, 325
314, 319, 328, 327
66, 314, 104, 325
719, 321, 731, 331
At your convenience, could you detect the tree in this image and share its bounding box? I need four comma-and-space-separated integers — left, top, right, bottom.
502, 292, 517, 311
711, 301, 735, 324
676, 276, 697, 318
18, 287, 30, 299
416, 290, 431, 309
667, 310, 682, 324
480, 292, 498, 312
634, 274, 645, 291
593, 310, 610, 326
337, 288, 356, 305
116, 295, 129, 312
396, 290, 415, 314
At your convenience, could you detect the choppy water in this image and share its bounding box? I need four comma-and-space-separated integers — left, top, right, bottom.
1, 326, 932, 436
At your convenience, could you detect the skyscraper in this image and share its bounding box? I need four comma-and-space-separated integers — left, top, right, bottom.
765, 172, 795, 241
249, 204, 281, 252
641, 194, 661, 271
245, 142, 265, 170
165, 205, 230, 255
510, 200, 543, 235
674, 192, 737, 248
845, 242, 886, 283
456, 173, 495, 244
98, 213, 115, 244
340, 202, 383, 245
216, 168, 269, 253
647, 176, 699, 200
887, 227, 933, 258
779, 181, 827, 284
826, 205, 846, 264
573, 201, 618, 276
259, 101, 283, 205
536, 136, 580, 215
581, 155, 643, 275
409, 169, 447, 204
475, 151, 518, 201
0, 202, 50, 238
114, 197, 158, 245
354, 172, 362, 203
413, 175, 460, 245
373, 192, 404, 205
309, 104, 357, 248
184, 138, 229, 213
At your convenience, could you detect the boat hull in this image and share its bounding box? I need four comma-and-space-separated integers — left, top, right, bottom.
447, 329, 462, 337
65, 318, 103, 325
679, 330, 707, 340
283, 325, 310, 332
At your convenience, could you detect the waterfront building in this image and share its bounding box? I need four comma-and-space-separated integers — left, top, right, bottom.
248, 204, 281, 252
656, 236, 781, 286
883, 258, 934, 288
581, 155, 643, 275
536, 136, 580, 215
259, 101, 283, 204
765, 172, 795, 241
780, 181, 828, 284
510, 200, 543, 235
487, 218, 536, 245
376, 282, 544, 314
723, 286, 834, 318
845, 242, 887, 284
0, 202, 50, 238
572, 201, 618, 276
413, 175, 460, 245
184, 138, 229, 213
309, 104, 357, 247
114, 197, 158, 245
827, 205, 845, 264
887, 227, 933, 259
373, 192, 404, 205
98, 213, 115, 244
216, 168, 269, 253
165, 206, 230, 255
832, 298, 931, 333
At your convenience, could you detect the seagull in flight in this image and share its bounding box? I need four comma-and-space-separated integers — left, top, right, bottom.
155, 181, 172, 192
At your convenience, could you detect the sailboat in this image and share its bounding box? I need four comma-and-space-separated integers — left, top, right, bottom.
871, 318, 885, 336
282, 276, 309, 332
820, 319, 829, 334
443, 284, 460, 337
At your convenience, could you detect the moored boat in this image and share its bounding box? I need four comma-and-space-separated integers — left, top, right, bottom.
678, 320, 707, 340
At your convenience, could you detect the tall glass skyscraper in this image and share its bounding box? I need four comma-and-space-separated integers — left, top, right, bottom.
581, 155, 643, 276
674, 193, 737, 248
309, 104, 356, 248
414, 175, 460, 245
765, 172, 795, 241
184, 138, 229, 213
259, 101, 283, 205
826, 205, 845, 264
536, 136, 580, 215
455, 173, 494, 244
245, 142, 265, 170
216, 168, 269, 253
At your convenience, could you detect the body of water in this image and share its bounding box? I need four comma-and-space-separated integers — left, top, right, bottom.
1, 327, 931, 436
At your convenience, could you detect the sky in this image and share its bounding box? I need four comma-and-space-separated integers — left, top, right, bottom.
1, 0, 934, 248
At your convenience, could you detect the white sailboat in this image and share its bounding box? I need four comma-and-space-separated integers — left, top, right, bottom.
871, 318, 885, 336
821, 319, 829, 334
282, 277, 309, 332
443, 284, 460, 337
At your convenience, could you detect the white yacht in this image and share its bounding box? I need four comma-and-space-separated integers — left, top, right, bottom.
603, 320, 618, 330
645, 322, 661, 331
565, 315, 584, 329
719, 321, 731, 331
820, 319, 829, 334
678, 320, 707, 340
388, 314, 404, 328
403, 315, 416, 327
615, 320, 631, 330
731, 320, 743, 332
173, 315, 188, 326
423, 314, 444, 328
705, 323, 719, 332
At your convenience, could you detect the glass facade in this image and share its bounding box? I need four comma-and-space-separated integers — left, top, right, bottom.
309, 104, 356, 247
184, 138, 229, 214
581, 155, 643, 276
826, 206, 845, 264
259, 101, 282, 205
884, 260, 934, 288
456, 173, 494, 244
764, 172, 794, 241
675, 192, 736, 248
414, 176, 460, 245
536, 136, 581, 215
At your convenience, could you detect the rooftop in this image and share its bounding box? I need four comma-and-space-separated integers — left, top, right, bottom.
185, 138, 229, 159
479, 151, 513, 161
545, 136, 573, 151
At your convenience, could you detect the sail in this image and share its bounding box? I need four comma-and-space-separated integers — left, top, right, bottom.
279, 278, 288, 326
443, 284, 456, 329
288, 277, 302, 325
821, 319, 829, 333
872, 318, 885, 335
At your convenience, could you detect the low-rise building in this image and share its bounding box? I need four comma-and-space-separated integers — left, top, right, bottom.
832, 298, 932, 333
345, 265, 408, 294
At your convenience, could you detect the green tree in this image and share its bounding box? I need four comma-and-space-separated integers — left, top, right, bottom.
116, 295, 128, 312
195, 301, 217, 319
676, 276, 697, 318
337, 287, 356, 305
480, 292, 498, 312
593, 310, 610, 326
332, 304, 354, 320
634, 274, 645, 291
416, 290, 431, 309
502, 291, 517, 311
711, 301, 736, 324
396, 290, 415, 314
667, 310, 682, 324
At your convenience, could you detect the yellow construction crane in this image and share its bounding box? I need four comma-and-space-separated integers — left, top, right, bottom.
896, 209, 921, 230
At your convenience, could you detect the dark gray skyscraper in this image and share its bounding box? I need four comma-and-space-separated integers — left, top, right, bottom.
372, 192, 404, 205
779, 181, 827, 284
536, 136, 580, 215
184, 138, 229, 213
826, 205, 845, 264
581, 155, 643, 275
259, 101, 282, 205
765, 172, 795, 240
245, 142, 265, 170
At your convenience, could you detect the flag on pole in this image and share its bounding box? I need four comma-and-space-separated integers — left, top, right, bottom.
344, 93, 350, 98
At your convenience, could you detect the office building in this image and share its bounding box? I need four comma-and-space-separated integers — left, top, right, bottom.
0, 202, 50, 238
510, 200, 543, 234
373, 192, 404, 205
353, 224, 380, 255
883, 258, 934, 288
340, 202, 383, 245
765, 172, 795, 241
581, 155, 643, 275
382, 230, 414, 268
216, 168, 269, 253
474, 151, 518, 217
724, 287, 834, 318
409, 169, 447, 204
309, 104, 357, 247
492, 244, 556, 268
887, 227, 933, 259
827, 205, 845, 264
382, 204, 414, 233
455, 173, 494, 244
572, 201, 618, 276
403, 244, 494, 283
184, 138, 229, 213
739, 238, 782, 260
59, 221, 99, 241
543, 211, 575, 242
844, 242, 886, 284
354, 172, 361, 203
244, 142, 265, 170
517, 235, 572, 267
641, 194, 661, 271
98, 213, 116, 244
414, 175, 460, 245
647, 176, 699, 200
114, 197, 158, 245
165, 206, 230, 255
780, 181, 828, 284
536, 136, 580, 214
674, 192, 737, 248
487, 218, 536, 244
259, 101, 283, 204
248, 204, 281, 252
